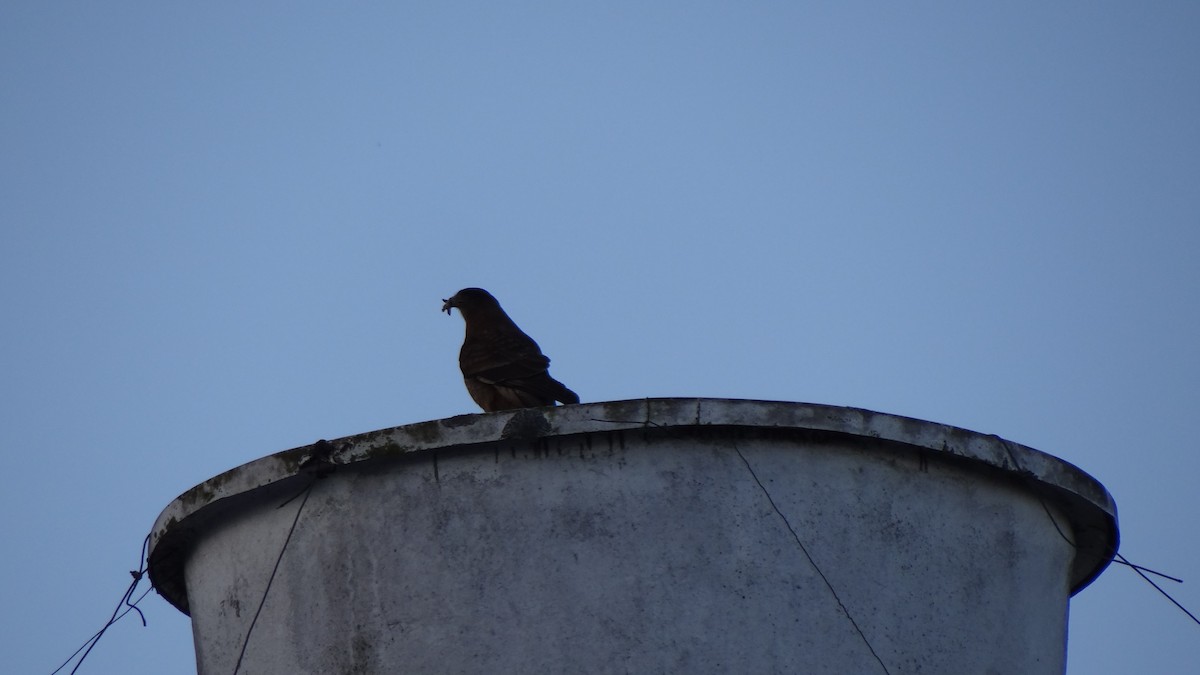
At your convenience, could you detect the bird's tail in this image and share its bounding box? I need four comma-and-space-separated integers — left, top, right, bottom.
551, 379, 580, 405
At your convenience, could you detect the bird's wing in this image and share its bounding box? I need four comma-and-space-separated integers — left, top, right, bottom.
460, 329, 551, 384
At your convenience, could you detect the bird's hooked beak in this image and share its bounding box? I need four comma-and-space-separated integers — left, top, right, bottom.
441, 297, 455, 315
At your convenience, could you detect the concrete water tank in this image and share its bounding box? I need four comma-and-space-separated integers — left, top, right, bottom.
148, 399, 1118, 674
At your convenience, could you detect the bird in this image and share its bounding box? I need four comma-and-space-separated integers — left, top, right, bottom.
442, 288, 580, 412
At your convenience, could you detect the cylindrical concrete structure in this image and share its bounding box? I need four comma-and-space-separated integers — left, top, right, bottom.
149, 399, 1117, 674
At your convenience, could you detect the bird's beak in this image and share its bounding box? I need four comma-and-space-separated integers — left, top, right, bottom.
442, 298, 454, 315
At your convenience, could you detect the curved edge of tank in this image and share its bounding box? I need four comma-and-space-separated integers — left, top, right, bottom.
147, 398, 1118, 615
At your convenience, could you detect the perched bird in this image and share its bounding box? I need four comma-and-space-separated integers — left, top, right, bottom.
442, 288, 580, 412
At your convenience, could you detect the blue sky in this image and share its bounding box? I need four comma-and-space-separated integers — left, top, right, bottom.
3, 3, 1197, 673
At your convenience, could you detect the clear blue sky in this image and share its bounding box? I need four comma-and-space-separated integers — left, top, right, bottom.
3, 3, 1197, 673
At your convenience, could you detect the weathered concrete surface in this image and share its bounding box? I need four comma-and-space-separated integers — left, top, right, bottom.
149, 398, 1118, 675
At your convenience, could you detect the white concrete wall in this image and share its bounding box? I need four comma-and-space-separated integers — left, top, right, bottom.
161, 402, 1105, 674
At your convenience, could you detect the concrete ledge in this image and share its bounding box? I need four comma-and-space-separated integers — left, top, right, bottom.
148, 398, 1118, 618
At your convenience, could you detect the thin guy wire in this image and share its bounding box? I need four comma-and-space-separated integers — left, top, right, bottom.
1115, 552, 1200, 626
50, 586, 153, 675
232, 479, 316, 675
51, 535, 151, 675
995, 436, 1198, 628
733, 442, 892, 675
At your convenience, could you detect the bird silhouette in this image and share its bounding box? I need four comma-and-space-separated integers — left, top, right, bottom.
442, 288, 579, 412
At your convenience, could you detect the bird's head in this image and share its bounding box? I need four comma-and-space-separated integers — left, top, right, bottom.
442, 288, 500, 318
